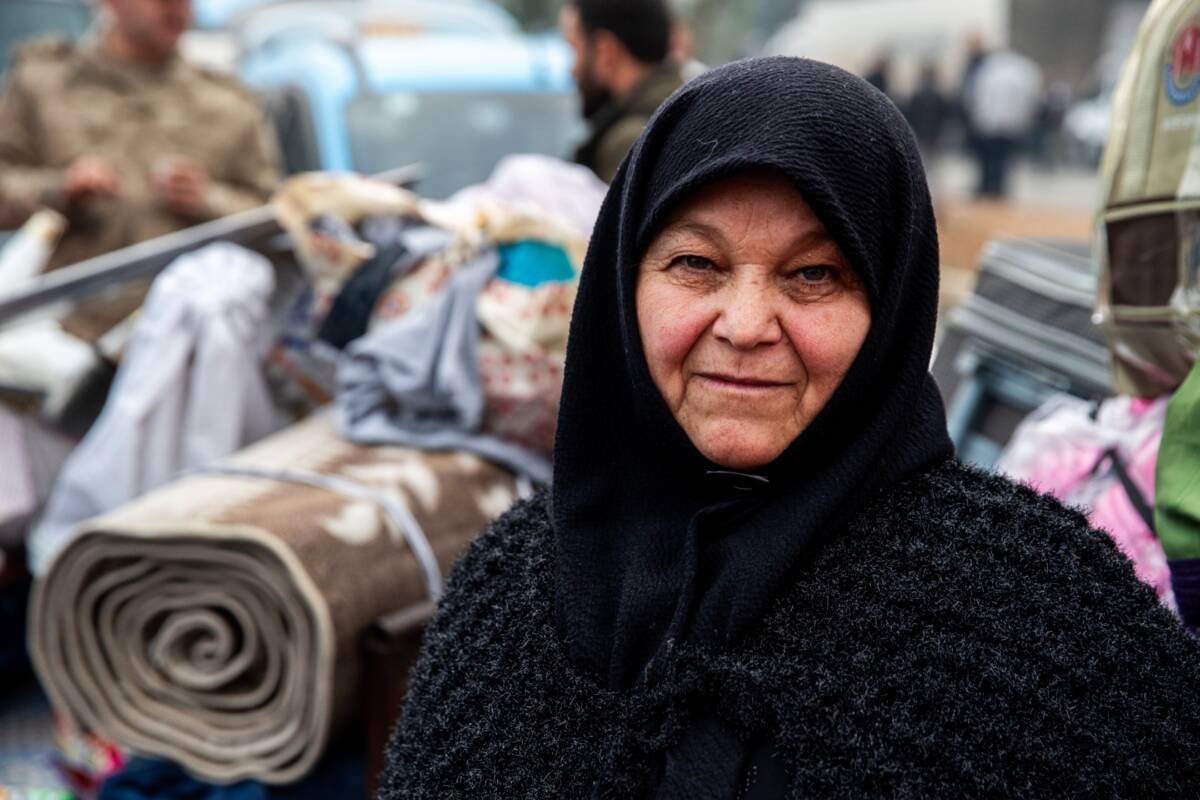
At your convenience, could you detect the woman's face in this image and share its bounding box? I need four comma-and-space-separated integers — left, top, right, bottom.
636, 172, 871, 471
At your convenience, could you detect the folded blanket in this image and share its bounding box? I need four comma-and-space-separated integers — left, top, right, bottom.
30, 413, 517, 784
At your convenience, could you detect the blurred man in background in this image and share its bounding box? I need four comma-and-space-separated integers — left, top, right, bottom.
905, 62, 949, 156
561, 0, 683, 182
965, 46, 1044, 198
0, 0, 280, 279
863, 52, 893, 98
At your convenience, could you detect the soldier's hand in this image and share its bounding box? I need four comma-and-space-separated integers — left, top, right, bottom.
153, 157, 209, 219
63, 156, 120, 205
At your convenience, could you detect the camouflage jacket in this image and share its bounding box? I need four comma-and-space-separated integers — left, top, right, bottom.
0, 37, 281, 271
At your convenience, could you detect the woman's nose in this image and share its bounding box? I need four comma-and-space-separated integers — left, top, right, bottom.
710, 277, 783, 350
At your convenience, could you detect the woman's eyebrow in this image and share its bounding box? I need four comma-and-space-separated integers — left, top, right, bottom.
657, 219, 844, 259
791, 229, 830, 249
656, 219, 726, 246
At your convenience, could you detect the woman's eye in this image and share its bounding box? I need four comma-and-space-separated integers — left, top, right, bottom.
672, 255, 716, 271
792, 265, 835, 284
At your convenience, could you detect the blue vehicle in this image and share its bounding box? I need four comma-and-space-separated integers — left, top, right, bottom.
229, 0, 584, 197
1, 0, 92, 75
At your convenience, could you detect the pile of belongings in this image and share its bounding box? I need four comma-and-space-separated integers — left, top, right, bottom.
0, 210, 100, 562
947, 0, 1200, 629
33, 412, 521, 782
930, 237, 1113, 470
1011, 0, 1200, 632
26, 154, 607, 787
270, 159, 595, 484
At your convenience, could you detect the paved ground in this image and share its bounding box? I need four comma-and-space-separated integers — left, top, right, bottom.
927, 152, 1101, 213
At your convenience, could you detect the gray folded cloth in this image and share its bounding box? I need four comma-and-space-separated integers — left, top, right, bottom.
336, 248, 552, 484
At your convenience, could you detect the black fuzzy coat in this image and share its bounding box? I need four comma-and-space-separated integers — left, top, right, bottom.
379, 462, 1200, 798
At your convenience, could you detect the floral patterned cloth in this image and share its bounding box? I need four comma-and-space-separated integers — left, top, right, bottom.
271, 172, 585, 464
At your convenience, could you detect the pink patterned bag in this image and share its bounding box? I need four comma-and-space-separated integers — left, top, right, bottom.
998, 395, 1174, 609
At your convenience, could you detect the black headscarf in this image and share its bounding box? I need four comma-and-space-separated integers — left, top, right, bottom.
551, 57, 953, 692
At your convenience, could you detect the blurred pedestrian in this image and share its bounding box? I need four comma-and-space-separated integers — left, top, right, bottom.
863, 52, 892, 97
956, 33, 989, 153
1033, 80, 1073, 167
0, 0, 280, 277
905, 62, 949, 155
965, 48, 1044, 198
561, 0, 684, 183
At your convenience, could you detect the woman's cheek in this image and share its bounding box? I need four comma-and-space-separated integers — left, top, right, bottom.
783, 298, 871, 379
637, 280, 713, 391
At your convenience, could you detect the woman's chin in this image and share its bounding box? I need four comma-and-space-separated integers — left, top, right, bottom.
695, 433, 789, 473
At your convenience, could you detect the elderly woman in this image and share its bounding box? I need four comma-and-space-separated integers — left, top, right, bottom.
379, 58, 1200, 798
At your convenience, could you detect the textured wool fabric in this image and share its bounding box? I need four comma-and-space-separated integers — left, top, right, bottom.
381, 465, 1200, 798
552, 56, 953, 693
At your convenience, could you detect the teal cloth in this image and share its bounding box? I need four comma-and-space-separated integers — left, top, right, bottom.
496, 241, 574, 287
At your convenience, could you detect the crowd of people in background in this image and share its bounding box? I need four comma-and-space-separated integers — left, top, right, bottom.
871, 37, 1068, 200
0, 0, 1088, 270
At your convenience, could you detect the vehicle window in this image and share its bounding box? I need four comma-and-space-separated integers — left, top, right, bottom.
0, 0, 92, 73
346, 91, 584, 198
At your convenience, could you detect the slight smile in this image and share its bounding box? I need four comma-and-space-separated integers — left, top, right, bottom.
695, 373, 792, 391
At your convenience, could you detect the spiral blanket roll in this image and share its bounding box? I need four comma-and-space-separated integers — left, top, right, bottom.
29, 412, 517, 784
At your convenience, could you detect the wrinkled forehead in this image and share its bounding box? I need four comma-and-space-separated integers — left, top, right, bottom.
634, 165, 882, 304
640, 168, 849, 265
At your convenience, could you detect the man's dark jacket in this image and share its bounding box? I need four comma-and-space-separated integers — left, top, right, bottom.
574, 62, 684, 182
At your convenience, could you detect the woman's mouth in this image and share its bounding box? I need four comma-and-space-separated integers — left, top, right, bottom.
696, 373, 791, 390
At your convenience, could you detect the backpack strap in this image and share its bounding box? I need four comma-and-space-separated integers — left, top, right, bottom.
1093, 447, 1158, 535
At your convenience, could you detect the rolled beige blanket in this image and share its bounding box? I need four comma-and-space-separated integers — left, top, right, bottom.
30, 413, 517, 784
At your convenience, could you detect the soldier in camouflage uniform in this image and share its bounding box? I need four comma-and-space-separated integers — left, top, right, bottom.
0, 0, 280, 336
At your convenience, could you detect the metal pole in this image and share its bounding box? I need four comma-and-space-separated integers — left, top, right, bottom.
0, 164, 423, 329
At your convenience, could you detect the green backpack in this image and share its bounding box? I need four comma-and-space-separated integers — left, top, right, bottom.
1098, 0, 1200, 397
